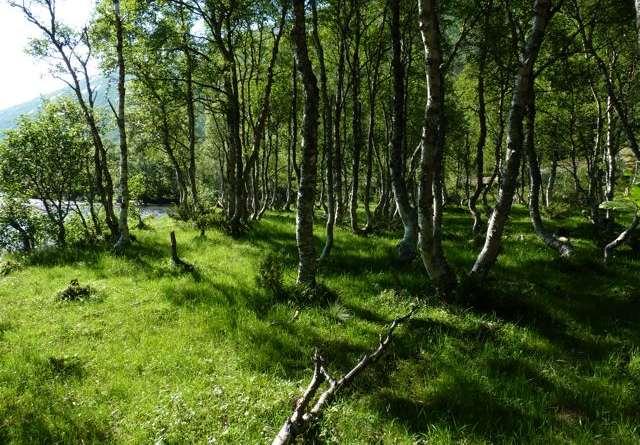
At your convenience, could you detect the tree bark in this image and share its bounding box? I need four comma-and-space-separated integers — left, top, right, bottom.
604, 95, 617, 221
482, 84, 506, 215
349, 0, 363, 234
468, 47, 487, 239
312, 0, 336, 262
545, 151, 557, 208
389, 0, 418, 262
525, 88, 572, 257
181, 18, 198, 210
604, 211, 639, 263
292, 0, 320, 287
471, 0, 555, 278
113, 0, 130, 250
417, 0, 456, 292
285, 56, 299, 212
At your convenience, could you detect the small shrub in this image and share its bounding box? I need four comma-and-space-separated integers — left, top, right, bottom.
628, 352, 640, 379
0, 259, 21, 277
256, 252, 285, 298
57, 279, 94, 302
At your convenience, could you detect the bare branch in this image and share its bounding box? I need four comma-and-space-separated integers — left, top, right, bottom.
272, 305, 419, 445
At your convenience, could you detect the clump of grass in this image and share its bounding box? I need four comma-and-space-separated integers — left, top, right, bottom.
56, 279, 94, 302
328, 302, 352, 324
256, 251, 286, 298
291, 282, 338, 306
47, 355, 84, 378
628, 352, 640, 379
0, 259, 21, 276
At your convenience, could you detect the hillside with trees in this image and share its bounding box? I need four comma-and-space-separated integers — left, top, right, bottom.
1, 0, 640, 443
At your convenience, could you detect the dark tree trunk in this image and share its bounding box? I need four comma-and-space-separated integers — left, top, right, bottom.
285, 56, 299, 212
604, 95, 617, 221
292, 0, 320, 287
468, 47, 487, 239
389, 0, 418, 262
334, 3, 349, 224
349, 0, 362, 234
482, 83, 506, 215
312, 0, 336, 262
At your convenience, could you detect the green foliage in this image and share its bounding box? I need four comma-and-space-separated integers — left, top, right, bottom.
0, 198, 46, 251
0, 98, 94, 246
629, 352, 640, 380
256, 251, 285, 298
599, 200, 637, 212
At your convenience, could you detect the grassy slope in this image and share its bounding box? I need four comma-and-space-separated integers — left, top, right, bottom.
0, 207, 639, 444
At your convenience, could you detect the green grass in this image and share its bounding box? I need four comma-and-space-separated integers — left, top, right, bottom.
1, 208, 639, 444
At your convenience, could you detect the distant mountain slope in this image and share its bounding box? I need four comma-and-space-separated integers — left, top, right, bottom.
0, 76, 116, 134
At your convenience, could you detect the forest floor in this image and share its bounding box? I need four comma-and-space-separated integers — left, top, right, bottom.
1, 206, 639, 444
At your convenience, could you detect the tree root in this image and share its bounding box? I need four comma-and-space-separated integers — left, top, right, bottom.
271, 304, 419, 445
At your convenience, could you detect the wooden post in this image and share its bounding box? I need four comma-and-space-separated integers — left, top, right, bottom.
170, 231, 179, 264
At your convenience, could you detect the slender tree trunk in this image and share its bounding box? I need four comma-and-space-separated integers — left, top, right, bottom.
604, 95, 617, 221
588, 85, 604, 226
285, 56, 300, 212
468, 48, 487, 239
349, 0, 362, 234
334, 11, 347, 225
576, 7, 640, 163
243, 5, 287, 209
183, 26, 198, 210
113, 0, 130, 249
417, 0, 456, 292
291, 57, 301, 184
545, 151, 557, 208
636, 0, 640, 44
525, 88, 572, 256
482, 85, 506, 215
285, 108, 294, 212
604, 210, 639, 262
225, 62, 244, 234
363, 86, 376, 233
312, 0, 336, 262
471, 0, 555, 278
292, 0, 320, 287
389, 0, 418, 262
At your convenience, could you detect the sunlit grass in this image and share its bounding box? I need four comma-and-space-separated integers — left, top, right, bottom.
0, 207, 639, 443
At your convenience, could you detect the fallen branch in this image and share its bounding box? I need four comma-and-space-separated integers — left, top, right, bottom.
604, 212, 640, 263
272, 305, 418, 445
